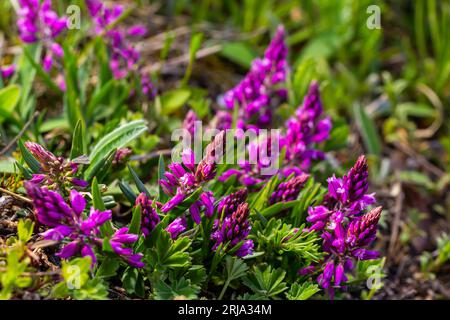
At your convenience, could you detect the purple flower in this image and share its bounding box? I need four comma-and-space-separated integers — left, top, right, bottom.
306, 155, 375, 232
17, 0, 66, 43
269, 173, 309, 204
160, 132, 225, 223
135, 193, 161, 237
219, 132, 280, 187
110, 227, 145, 268
113, 147, 132, 166
209, 110, 233, 131
86, 0, 147, 82
25, 182, 143, 268
17, 0, 66, 79
303, 156, 382, 296
166, 216, 187, 239
141, 74, 157, 100
24, 141, 87, 192
0, 65, 15, 79
211, 203, 254, 257
223, 25, 287, 130
217, 189, 248, 219
281, 81, 332, 174
183, 110, 199, 137
316, 206, 382, 292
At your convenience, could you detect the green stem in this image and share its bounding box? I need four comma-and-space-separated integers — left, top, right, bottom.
218, 280, 230, 300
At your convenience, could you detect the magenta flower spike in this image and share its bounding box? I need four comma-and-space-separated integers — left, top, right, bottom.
135, 193, 161, 237
223, 25, 288, 130
24, 141, 88, 192
281, 81, 332, 174
17, 0, 66, 77
211, 203, 254, 257
269, 173, 309, 204
159, 132, 226, 223
303, 156, 382, 296
25, 182, 143, 268
216, 189, 248, 219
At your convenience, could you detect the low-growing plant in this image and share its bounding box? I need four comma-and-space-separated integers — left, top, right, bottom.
0, 0, 389, 301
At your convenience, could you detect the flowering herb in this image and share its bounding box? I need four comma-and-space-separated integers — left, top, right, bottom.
223, 25, 288, 131
211, 203, 254, 257
25, 182, 144, 268
159, 131, 225, 223
303, 156, 381, 298
24, 142, 88, 192
17, 0, 66, 89
85, 0, 155, 99
135, 192, 161, 237
281, 81, 332, 175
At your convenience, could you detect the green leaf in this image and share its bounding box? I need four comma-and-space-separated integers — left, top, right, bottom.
353, 104, 382, 155
396, 102, 437, 121
15, 161, 33, 180
0, 85, 20, 121
119, 180, 137, 204
249, 175, 279, 212
89, 120, 147, 170
220, 42, 256, 68
128, 164, 150, 197
92, 177, 113, 236
260, 200, 300, 218
23, 47, 62, 94
148, 230, 191, 270
169, 187, 203, 215
17, 219, 34, 243
224, 256, 248, 282
70, 120, 86, 159
129, 204, 142, 236
96, 256, 120, 279
182, 33, 203, 85
86, 79, 115, 119
160, 89, 191, 115
122, 267, 145, 297
157, 154, 167, 202
153, 277, 200, 300
18, 140, 40, 173
0, 158, 16, 173
84, 148, 116, 182
243, 265, 288, 298
286, 282, 320, 300
398, 171, 434, 189
91, 177, 106, 211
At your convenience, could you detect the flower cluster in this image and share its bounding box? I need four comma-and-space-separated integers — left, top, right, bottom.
24, 142, 88, 192
303, 156, 381, 297
211, 203, 254, 257
135, 193, 161, 237
219, 131, 281, 187
113, 147, 132, 166
222, 25, 288, 131
25, 182, 144, 267
269, 173, 309, 204
159, 131, 225, 223
85, 0, 155, 99
281, 81, 332, 174
17, 0, 66, 89
216, 188, 248, 219
218, 82, 331, 187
